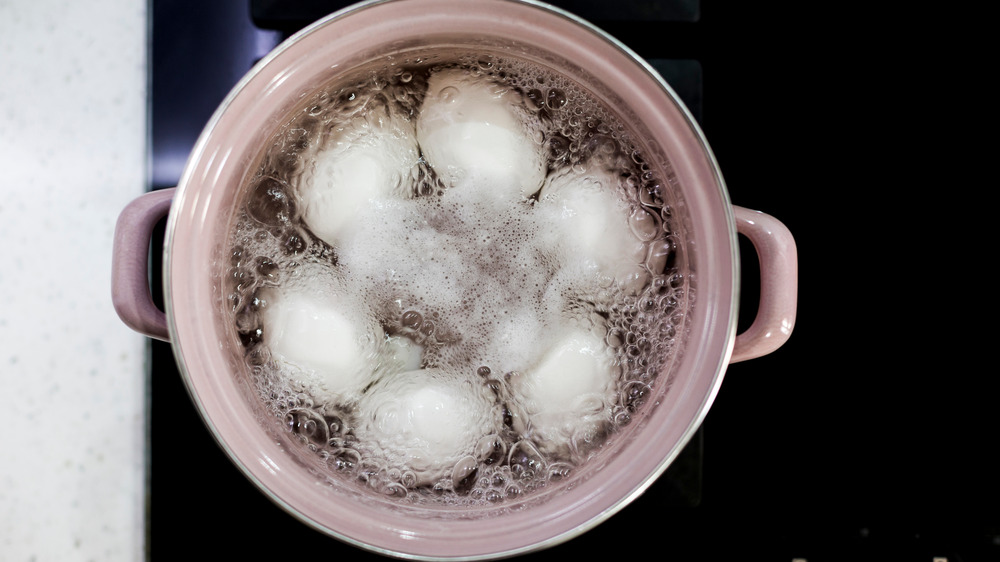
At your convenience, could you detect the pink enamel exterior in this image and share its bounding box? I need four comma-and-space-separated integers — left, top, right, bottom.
731, 208, 798, 362
112, 0, 798, 559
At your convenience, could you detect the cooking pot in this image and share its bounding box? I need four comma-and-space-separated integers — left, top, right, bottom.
112, 0, 797, 559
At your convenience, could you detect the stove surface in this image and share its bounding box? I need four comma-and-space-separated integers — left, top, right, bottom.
148, 2, 1000, 560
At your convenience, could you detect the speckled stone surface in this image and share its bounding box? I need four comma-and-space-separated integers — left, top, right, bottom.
0, 1, 148, 559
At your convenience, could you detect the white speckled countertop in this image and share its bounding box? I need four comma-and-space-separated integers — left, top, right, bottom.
0, 1, 148, 559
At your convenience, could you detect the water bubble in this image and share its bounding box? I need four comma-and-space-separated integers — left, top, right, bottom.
546, 134, 570, 160
645, 239, 674, 275
255, 256, 280, 285
477, 55, 495, 70
281, 232, 306, 255
639, 182, 663, 207
613, 410, 631, 427
229, 245, 245, 267
386, 467, 403, 482
656, 293, 678, 312
628, 206, 662, 242
231, 266, 254, 291
547, 462, 573, 481
621, 381, 652, 412
401, 470, 418, 488
246, 345, 271, 366
475, 434, 506, 465
659, 203, 673, 222
452, 455, 479, 495
508, 440, 545, 480
545, 88, 567, 110
438, 85, 460, 103
383, 482, 408, 498
491, 471, 507, 488
485, 379, 504, 400
326, 414, 345, 435
247, 177, 295, 227
625, 331, 638, 347
285, 408, 329, 446
606, 327, 625, 348
401, 310, 423, 330
525, 88, 545, 110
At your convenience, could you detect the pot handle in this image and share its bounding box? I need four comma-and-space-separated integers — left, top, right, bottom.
730, 206, 798, 363
111, 188, 175, 342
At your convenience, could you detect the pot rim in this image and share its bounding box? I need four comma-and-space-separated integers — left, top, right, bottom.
162, 0, 739, 559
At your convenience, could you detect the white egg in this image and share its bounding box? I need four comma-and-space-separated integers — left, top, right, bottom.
297, 115, 419, 247
537, 167, 649, 292
260, 284, 383, 403
511, 326, 617, 459
355, 368, 497, 484
383, 335, 425, 373
417, 68, 545, 199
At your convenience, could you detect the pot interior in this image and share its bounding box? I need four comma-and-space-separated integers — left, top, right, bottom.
163, 0, 738, 558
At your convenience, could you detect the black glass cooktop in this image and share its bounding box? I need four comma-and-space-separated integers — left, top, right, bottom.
147, 2, 1000, 560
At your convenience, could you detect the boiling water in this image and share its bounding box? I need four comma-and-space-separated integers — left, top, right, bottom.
225, 50, 689, 506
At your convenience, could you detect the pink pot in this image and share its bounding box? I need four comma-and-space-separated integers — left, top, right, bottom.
112, 0, 797, 559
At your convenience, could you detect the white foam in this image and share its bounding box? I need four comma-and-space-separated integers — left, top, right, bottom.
537, 167, 649, 293
355, 368, 497, 483
297, 114, 419, 247
260, 283, 384, 403
511, 325, 617, 458
334, 181, 556, 378
416, 68, 545, 199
